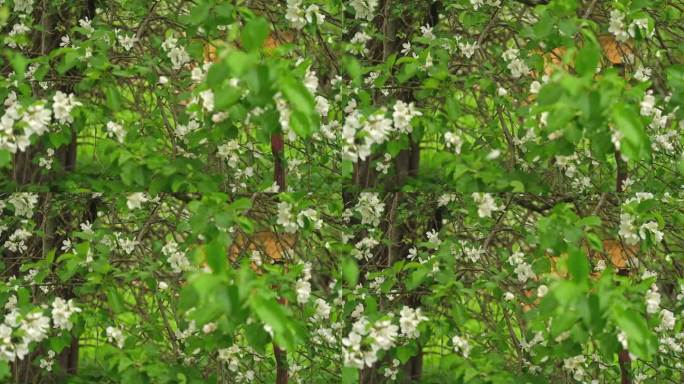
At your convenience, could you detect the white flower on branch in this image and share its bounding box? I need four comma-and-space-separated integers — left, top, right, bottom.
51, 298, 81, 331
472, 193, 500, 218
399, 306, 428, 339
452, 334, 471, 357
106, 326, 125, 348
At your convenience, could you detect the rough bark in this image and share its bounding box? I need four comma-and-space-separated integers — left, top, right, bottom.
271, 131, 289, 384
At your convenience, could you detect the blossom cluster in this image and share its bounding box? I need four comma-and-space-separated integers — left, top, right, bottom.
342, 306, 427, 369
0, 297, 80, 363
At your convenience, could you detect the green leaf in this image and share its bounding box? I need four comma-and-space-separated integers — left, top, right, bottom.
586, 232, 603, 252
190, 272, 222, 301
107, 287, 125, 313
251, 294, 295, 349
215, 4, 235, 24
105, 85, 122, 111
280, 76, 317, 137
252, 297, 286, 334
612, 306, 657, 359
242, 17, 269, 52
396, 343, 418, 363
407, 267, 429, 290
341, 367, 359, 384
225, 51, 257, 76
578, 215, 602, 227
567, 247, 589, 283
341, 257, 359, 286
398, 61, 419, 83
575, 40, 600, 76
0, 150, 11, 168
444, 95, 460, 121
207, 62, 231, 89
58, 259, 81, 282
612, 104, 649, 160
537, 84, 563, 106
205, 237, 226, 273
343, 56, 362, 86
229, 197, 252, 212
50, 332, 74, 353
597, 331, 620, 359
532, 14, 554, 39
280, 77, 315, 115
189, 1, 211, 25
244, 322, 269, 353
214, 87, 241, 109
0, 361, 9, 381
57, 50, 80, 74
289, 110, 313, 138
8, 52, 28, 79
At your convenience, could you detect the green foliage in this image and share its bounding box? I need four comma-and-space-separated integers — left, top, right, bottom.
0, 0, 681, 383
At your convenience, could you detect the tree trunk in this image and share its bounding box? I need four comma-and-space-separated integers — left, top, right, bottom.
271, 131, 289, 384
10, 1, 96, 379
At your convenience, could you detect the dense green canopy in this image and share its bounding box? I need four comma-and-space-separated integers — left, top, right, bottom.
0, 0, 682, 383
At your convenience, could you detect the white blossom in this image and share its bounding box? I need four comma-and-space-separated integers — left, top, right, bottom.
640, 91, 656, 117
369, 320, 399, 351
537, 285, 549, 298
609, 10, 629, 42
51, 298, 81, 331
285, 0, 307, 29
22, 104, 53, 137
639, 221, 663, 243
296, 279, 311, 304
274, 92, 296, 142
618, 213, 640, 245
657, 309, 675, 332
106, 121, 126, 143
277, 202, 298, 233
399, 306, 428, 339
79, 17, 94, 37
563, 355, 587, 381
314, 298, 331, 320
106, 326, 125, 348
349, 0, 378, 21
39, 351, 56, 371
355, 192, 385, 227
304, 67, 319, 94
444, 132, 463, 154
392, 100, 422, 134
117, 33, 138, 51
420, 24, 435, 40
161, 35, 190, 70
202, 322, 217, 334
200, 89, 214, 112
21, 312, 51, 343
8, 193, 39, 218
162, 240, 190, 273
458, 41, 478, 58
618, 331, 628, 349
452, 334, 471, 357
634, 66, 652, 82
38, 148, 55, 170
126, 192, 148, 210
645, 284, 661, 314
472, 193, 500, 218
14, 0, 34, 14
